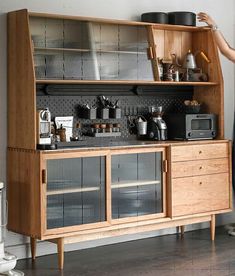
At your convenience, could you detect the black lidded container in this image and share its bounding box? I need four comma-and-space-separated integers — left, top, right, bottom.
141, 12, 168, 24
168, 12, 196, 26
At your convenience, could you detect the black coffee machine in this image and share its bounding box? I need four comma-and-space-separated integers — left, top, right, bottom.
147, 106, 167, 140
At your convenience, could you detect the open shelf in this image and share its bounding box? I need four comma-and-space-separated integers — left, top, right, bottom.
47, 186, 100, 196
111, 180, 160, 189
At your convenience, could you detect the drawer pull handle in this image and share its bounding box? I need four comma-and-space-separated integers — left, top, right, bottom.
199, 166, 202, 170
199, 151, 202, 154
199, 182, 202, 185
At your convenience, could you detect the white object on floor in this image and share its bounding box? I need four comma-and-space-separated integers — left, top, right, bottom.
0, 183, 24, 276
0, 269, 24, 276
224, 224, 235, 236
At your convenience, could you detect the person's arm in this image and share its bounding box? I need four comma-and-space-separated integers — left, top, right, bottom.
197, 12, 235, 62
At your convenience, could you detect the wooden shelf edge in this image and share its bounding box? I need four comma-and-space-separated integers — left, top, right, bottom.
36, 79, 219, 86
152, 24, 210, 32
28, 11, 210, 32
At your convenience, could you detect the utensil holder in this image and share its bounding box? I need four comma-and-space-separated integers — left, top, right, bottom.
109, 108, 121, 119
97, 108, 109, 119
81, 108, 97, 119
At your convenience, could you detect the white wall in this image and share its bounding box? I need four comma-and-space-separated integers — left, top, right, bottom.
0, 0, 234, 259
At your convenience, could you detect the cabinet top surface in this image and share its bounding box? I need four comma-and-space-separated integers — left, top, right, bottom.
27, 139, 229, 154
11, 9, 210, 32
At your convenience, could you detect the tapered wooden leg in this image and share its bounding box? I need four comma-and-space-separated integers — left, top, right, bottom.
57, 238, 64, 270
210, 214, 216, 241
180, 226, 185, 237
30, 237, 36, 260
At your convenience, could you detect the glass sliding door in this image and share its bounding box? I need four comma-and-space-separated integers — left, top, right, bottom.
30, 17, 154, 81
111, 151, 163, 220
45, 156, 106, 229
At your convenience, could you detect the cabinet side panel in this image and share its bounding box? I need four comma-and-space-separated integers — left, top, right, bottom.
8, 10, 36, 149
7, 149, 41, 238
193, 31, 224, 139
192, 31, 223, 82
194, 85, 224, 139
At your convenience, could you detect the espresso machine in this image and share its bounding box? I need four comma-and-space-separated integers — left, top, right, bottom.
147, 106, 167, 140
36, 108, 52, 149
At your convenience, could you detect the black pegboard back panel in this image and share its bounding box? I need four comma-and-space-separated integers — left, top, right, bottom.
36, 86, 193, 142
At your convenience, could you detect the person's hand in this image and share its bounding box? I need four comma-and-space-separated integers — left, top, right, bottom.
197, 12, 217, 27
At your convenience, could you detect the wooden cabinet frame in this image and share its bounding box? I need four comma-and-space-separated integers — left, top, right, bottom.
7, 8, 230, 271
8, 141, 232, 270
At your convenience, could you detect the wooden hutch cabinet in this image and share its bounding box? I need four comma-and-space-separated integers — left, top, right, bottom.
7, 9, 232, 269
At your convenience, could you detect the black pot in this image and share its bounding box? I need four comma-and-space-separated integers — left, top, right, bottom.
168, 12, 196, 26
141, 12, 168, 24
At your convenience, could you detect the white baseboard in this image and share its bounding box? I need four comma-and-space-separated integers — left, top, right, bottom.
5, 222, 209, 260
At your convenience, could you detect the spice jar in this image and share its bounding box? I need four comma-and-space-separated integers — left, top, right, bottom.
92, 123, 100, 133
106, 123, 113, 133
113, 123, 120, 132
100, 124, 107, 133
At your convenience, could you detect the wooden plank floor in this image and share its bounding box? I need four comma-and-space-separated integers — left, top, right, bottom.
16, 226, 235, 275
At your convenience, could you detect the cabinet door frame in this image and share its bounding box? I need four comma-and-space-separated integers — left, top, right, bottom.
110, 147, 167, 224
40, 150, 111, 237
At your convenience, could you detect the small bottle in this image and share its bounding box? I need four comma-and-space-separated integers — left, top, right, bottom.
113, 123, 120, 132
57, 124, 66, 142
92, 123, 100, 133
100, 124, 107, 133
106, 123, 113, 133
174, 70, 180, 82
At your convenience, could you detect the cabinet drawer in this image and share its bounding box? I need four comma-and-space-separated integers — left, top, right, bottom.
171, 143, 228, 162
172, 158, 229, 178
172, 173, 230, 217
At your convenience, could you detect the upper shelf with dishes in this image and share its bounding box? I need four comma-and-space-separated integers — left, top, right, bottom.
28, 12, 220, 86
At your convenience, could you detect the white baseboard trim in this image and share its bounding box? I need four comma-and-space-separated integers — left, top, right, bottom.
5, 222, 209, 260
